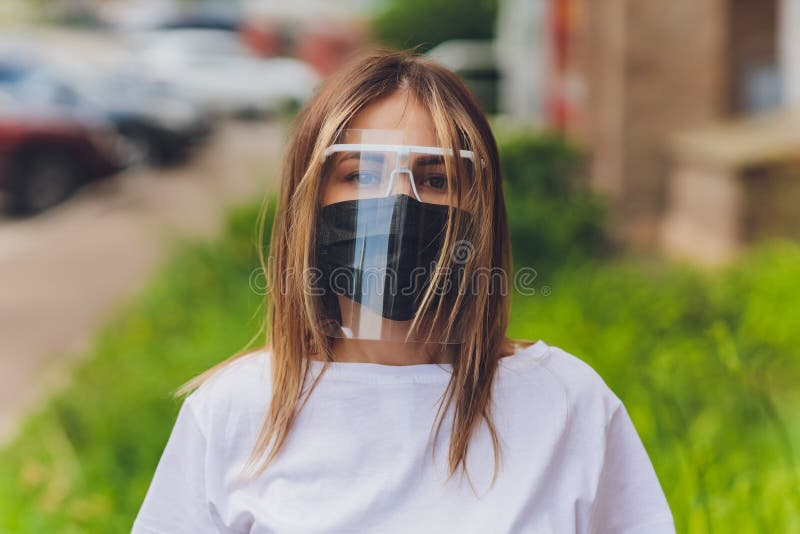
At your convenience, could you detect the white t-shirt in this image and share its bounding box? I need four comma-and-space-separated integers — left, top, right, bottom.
132, 340, 675, 533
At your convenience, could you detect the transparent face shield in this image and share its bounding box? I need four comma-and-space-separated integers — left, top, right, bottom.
313, 129, 476, 344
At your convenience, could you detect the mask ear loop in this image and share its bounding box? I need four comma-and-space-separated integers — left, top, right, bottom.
384, 148, 422, 201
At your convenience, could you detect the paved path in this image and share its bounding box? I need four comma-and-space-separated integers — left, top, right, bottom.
0, 120, 285, 445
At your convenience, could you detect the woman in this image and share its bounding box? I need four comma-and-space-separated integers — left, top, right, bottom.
133, 50, 675, 533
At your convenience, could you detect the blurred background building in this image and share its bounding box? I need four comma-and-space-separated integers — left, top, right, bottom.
497, 0, 800, 263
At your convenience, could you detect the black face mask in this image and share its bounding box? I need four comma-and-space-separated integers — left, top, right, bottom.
316, 195, 465, 322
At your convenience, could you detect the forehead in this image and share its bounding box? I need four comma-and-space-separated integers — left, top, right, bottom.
348, 91, 438, 146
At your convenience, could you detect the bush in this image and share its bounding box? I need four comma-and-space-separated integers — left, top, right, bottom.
498, 130, 610, 274
372, 0, 498, 52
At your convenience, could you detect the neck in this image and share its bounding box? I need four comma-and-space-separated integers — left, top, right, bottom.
330, 337, 456, 366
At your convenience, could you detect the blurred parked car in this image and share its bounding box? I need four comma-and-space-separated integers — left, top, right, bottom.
109, 75, 214, 166
157, 7, 241, 32
123, 29, 321, 118
0, 56, 213, 167
0, 90, 127, 214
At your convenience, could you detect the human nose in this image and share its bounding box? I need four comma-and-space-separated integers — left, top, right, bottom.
387, 169, 415, 198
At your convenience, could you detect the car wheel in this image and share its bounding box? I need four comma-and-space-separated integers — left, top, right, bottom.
9, 153, 80, 215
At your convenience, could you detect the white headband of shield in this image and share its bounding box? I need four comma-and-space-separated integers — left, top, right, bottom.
322, 143, 476, 202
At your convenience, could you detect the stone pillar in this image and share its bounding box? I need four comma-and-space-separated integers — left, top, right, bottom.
780, 0, 800, 107
496, 0, 549, 125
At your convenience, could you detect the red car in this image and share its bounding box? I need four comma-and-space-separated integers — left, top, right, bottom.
0, 92, 128, 214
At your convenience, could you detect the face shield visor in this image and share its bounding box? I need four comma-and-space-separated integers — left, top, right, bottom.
313, 129, 476, 344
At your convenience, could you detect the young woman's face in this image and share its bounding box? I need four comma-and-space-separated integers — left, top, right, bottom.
320, 91, 462, 207
315, 91, 475, 342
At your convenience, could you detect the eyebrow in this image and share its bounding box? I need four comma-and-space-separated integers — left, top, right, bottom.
413, 155, 446, 167
332, 152, 462, 168
335, 152, 386, 164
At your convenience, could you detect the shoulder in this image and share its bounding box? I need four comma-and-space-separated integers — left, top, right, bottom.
543, 344, 675, 531
508, 342, 623, 427
184, 349, 273, 431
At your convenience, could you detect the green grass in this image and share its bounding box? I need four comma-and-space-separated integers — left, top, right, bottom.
0, 200, 798, 532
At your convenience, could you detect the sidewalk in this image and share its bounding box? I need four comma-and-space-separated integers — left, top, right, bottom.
0, 120, 284, 445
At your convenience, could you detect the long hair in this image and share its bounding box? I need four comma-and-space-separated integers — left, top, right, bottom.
177, 49, 515, 491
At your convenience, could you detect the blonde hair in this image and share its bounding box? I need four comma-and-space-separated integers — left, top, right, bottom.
177, 49, 516, 492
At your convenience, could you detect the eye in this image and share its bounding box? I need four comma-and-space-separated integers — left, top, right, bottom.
422, 174, 448, 191
344, 170, 382, 186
